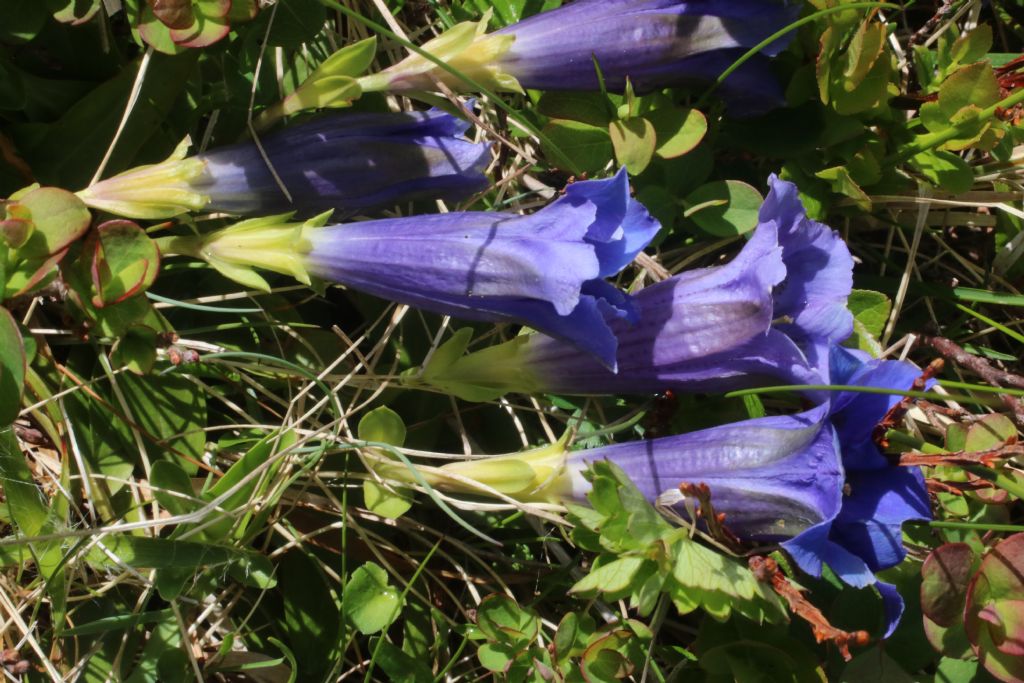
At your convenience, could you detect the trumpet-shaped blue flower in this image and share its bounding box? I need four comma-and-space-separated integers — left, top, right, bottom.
359, 1, 800, 114
496, 0, 800, 109
390, 364, 929, 635
412, 175, 852, 400
78, 108, 490, 220
159, 169, 660, 367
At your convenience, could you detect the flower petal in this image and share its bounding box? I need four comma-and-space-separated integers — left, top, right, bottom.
566, 406, 841, 541
763, 175, 854, 345
831, 466, 931, 571
199, 108, 491, 217
495, 0, 799, 96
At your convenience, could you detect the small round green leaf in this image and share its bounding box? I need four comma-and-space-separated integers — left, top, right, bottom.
609, 117, 656, 175
358, 406, 406, 447
540, 119, 613, 175
90, 220, 161, 308
649, 107, 707, 159
343, 562, 402, 635
684, 180, 763, 237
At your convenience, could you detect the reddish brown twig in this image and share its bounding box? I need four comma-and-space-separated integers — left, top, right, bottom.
919, 336, 1024, 426
873, 359, 945, 450
678, 482, 744, 553
922, 336, 1024, 389
749, 556, 870, 661
899, 444, 1024, 468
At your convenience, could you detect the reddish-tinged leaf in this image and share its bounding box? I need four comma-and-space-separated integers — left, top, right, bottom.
0, 218, 32, 248
89, 220, 160, 308
148, 0, 193, 29
921, 543, 977, 627
965, 533, 1024, 682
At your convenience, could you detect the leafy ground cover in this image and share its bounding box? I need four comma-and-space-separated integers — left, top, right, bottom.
1, 0, 1024, 681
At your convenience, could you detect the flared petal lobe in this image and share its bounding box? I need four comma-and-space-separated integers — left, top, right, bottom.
781, 347, 933, 637
764, 174, 855, 346
301, 169, 659, 367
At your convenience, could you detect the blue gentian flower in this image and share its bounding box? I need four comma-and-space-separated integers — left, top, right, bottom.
359, 1, 800, 113
496, 0, 800, 110
558, 347, 931, 636
159, 169, 660, 367
413, 175, 853, 400
78, 108, 490, 220
378, 347, 932, 635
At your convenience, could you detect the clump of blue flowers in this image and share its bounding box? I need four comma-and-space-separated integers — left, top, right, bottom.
411, 176, 852, 401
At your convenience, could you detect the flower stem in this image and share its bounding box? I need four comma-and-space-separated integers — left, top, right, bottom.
890, 87, 1024, 163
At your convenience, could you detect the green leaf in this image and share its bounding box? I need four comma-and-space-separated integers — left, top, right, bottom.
0, 309, 26, 426
12, 186, 91, 260
609, 117, 656, 175
842, 19, 886, 89
839, 646, 915, 682
343, 562, 403, 635
847, 289, 892, 357
950, 25, 993, 67
202, 430, 295, 540
363, 480, 414, 519
149, 460, 201, 519
7, 51, 198, 190
537, 91, 614, 127
111, 325, 159, 375
118, 373, 207, 474
831, 47, 892, 115
540, 119, 613, 175
0, 427, 47, 535
669, 534, 784, 622
358, 407, 406, 447
90, 220, 161, 307
684, 180, 763, 237
477, 642, 517, 673
85, 535, 255, 570
475, 594, 540, 645
278, 551, 340, 673
570, 556, 648, 595
908, 149, 974, 194
939, 61, 1001, 118
815, 165, 871, 210
266, 0, 326, 48
649, 107, 707, 159
49, 0, 102, 24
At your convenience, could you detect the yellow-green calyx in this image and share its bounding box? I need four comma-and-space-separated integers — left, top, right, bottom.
365, 436, 572, 504
255, 37, 377, 130
76, 139, 210, 220
155, 211, 329, 292
357, 12, 521, 95
402, 327, 540, 402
